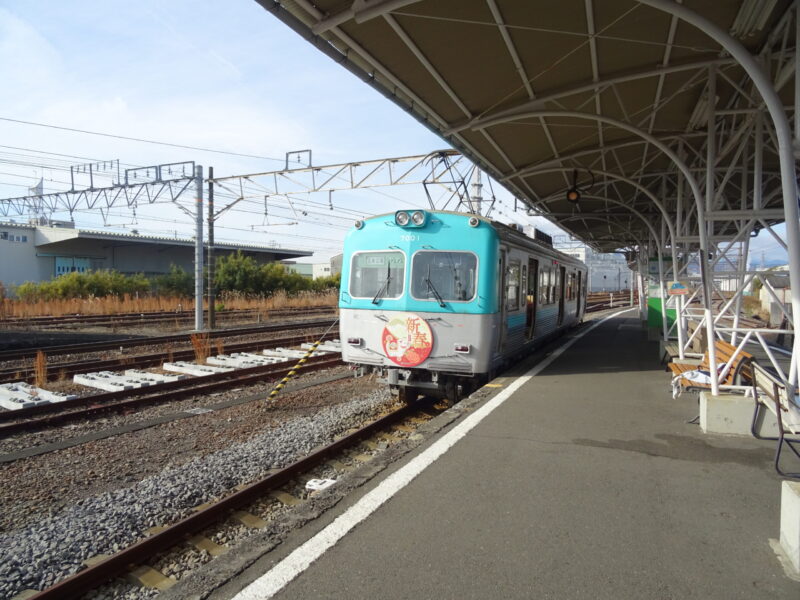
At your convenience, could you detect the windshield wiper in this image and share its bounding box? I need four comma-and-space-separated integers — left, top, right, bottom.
372, 263, 391, 304
425, 264, 446, 308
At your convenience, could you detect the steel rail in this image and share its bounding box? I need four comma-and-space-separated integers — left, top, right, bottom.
0, 305, 334, 327
0, 354, 343, 436
25, 400, 421, 600
0, 318, 337, 362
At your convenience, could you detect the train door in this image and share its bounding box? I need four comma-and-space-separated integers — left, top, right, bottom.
557, 265, 566, 326
497, 249, 507, 352
526, 257, 538, 339
577, 270, 583, 317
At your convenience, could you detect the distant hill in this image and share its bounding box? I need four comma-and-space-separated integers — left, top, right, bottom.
748, 260, 787, 270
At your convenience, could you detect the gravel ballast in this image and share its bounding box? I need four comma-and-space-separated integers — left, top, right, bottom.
0, 387, 393, 599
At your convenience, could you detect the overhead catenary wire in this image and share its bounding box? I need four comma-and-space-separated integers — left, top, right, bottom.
0, 116, 286, 163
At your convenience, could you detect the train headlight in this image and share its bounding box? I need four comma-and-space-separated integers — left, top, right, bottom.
354, 220, 364, 229
411, 210, 426, 226
395, 211, 410, 226
468, 216, 480, 227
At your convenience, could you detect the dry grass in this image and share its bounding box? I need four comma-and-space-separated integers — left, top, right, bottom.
0, 290, 338, 320
34, 351, 47, 388
742, 296, 769, 321
214, 339, 225, 356
190, 333, 210, 365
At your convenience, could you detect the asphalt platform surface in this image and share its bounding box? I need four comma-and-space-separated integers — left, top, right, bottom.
211, 312, 798, 600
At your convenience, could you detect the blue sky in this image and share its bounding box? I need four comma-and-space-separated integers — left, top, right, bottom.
0, 0, 788, 265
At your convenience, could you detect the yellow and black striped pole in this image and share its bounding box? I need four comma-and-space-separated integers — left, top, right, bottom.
265, 318, 339, 405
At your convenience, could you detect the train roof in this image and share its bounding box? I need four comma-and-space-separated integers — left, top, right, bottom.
490, 219, 585, 268
361, 210, 584, 268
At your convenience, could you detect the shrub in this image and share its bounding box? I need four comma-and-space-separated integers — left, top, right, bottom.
15, 270, 150, 301
152, 265, 194, 297
10, 257, 339, 306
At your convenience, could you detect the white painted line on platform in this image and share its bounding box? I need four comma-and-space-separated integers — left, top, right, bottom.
232, 308, 635, 600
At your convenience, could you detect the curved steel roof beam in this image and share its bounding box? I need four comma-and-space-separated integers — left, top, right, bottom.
311, 0, 424, 35
547, 195, 665, 251
515, 166, 676, 249
555, 215, 646, 249
518, 132, 706, 174
473, 110, 705, 227
445, 58, 735, 136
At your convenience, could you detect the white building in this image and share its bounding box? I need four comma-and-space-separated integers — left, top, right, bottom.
283, 262, 336, 279
0, 221, 310, 290
553, 241, 634, 292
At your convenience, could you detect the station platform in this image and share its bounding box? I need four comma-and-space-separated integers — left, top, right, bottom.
208, 310, 798, 600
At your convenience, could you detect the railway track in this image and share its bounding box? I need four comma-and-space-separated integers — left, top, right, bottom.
0, 352, 342, 437
19, 396, 438, 600
0, 305, 335, 329
0, 317, 337, 364
0, 327, 334, 384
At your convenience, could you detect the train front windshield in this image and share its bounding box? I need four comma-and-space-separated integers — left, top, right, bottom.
349, 251, 405, 299
411, 251, 477, 302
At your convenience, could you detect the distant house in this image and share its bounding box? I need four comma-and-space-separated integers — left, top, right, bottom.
330, 254, 343, 276
283, 262, 335, 280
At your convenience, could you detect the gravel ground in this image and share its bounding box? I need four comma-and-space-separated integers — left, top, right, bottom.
0, 371, 374, 533
0, 365, 352, 455
0, 380, 393, 599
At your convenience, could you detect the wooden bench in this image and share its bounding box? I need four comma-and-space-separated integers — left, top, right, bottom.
750, 362, 800, 479
660, 341, 702, 366
668, 339, 753, 394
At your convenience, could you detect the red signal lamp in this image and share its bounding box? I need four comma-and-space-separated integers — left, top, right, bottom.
566, 188, 581, 203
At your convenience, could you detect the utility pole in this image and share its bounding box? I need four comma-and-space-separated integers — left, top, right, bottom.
194, 165, 204, 332
207, 166, 216, 330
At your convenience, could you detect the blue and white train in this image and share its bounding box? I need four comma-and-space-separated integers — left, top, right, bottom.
338, 209, 587, 401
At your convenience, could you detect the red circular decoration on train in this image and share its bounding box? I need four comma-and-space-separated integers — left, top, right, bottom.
381, 312, 434, 367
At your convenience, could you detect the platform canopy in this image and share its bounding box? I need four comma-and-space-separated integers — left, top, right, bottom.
260, 0, 795, 250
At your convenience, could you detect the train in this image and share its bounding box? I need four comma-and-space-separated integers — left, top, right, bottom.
338, 209, 588, 402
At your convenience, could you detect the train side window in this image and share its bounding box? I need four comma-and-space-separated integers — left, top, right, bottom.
544, 268, 551, 304
554, 268, 562, 303
349, 251, 405, 299
506, 260, 520, 310
411, 251, 477, 302
539, 268, 549, 305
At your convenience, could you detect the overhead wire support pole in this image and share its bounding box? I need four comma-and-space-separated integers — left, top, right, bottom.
207, 166, 215, 330
194, 165, 204, 332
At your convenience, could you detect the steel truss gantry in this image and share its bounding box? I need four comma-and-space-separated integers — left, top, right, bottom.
0, 161, 207, 331
208, 150, 482, 213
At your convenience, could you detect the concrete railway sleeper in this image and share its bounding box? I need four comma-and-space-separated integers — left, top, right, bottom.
19, 399, 438, 600
0, 354, 343, 437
